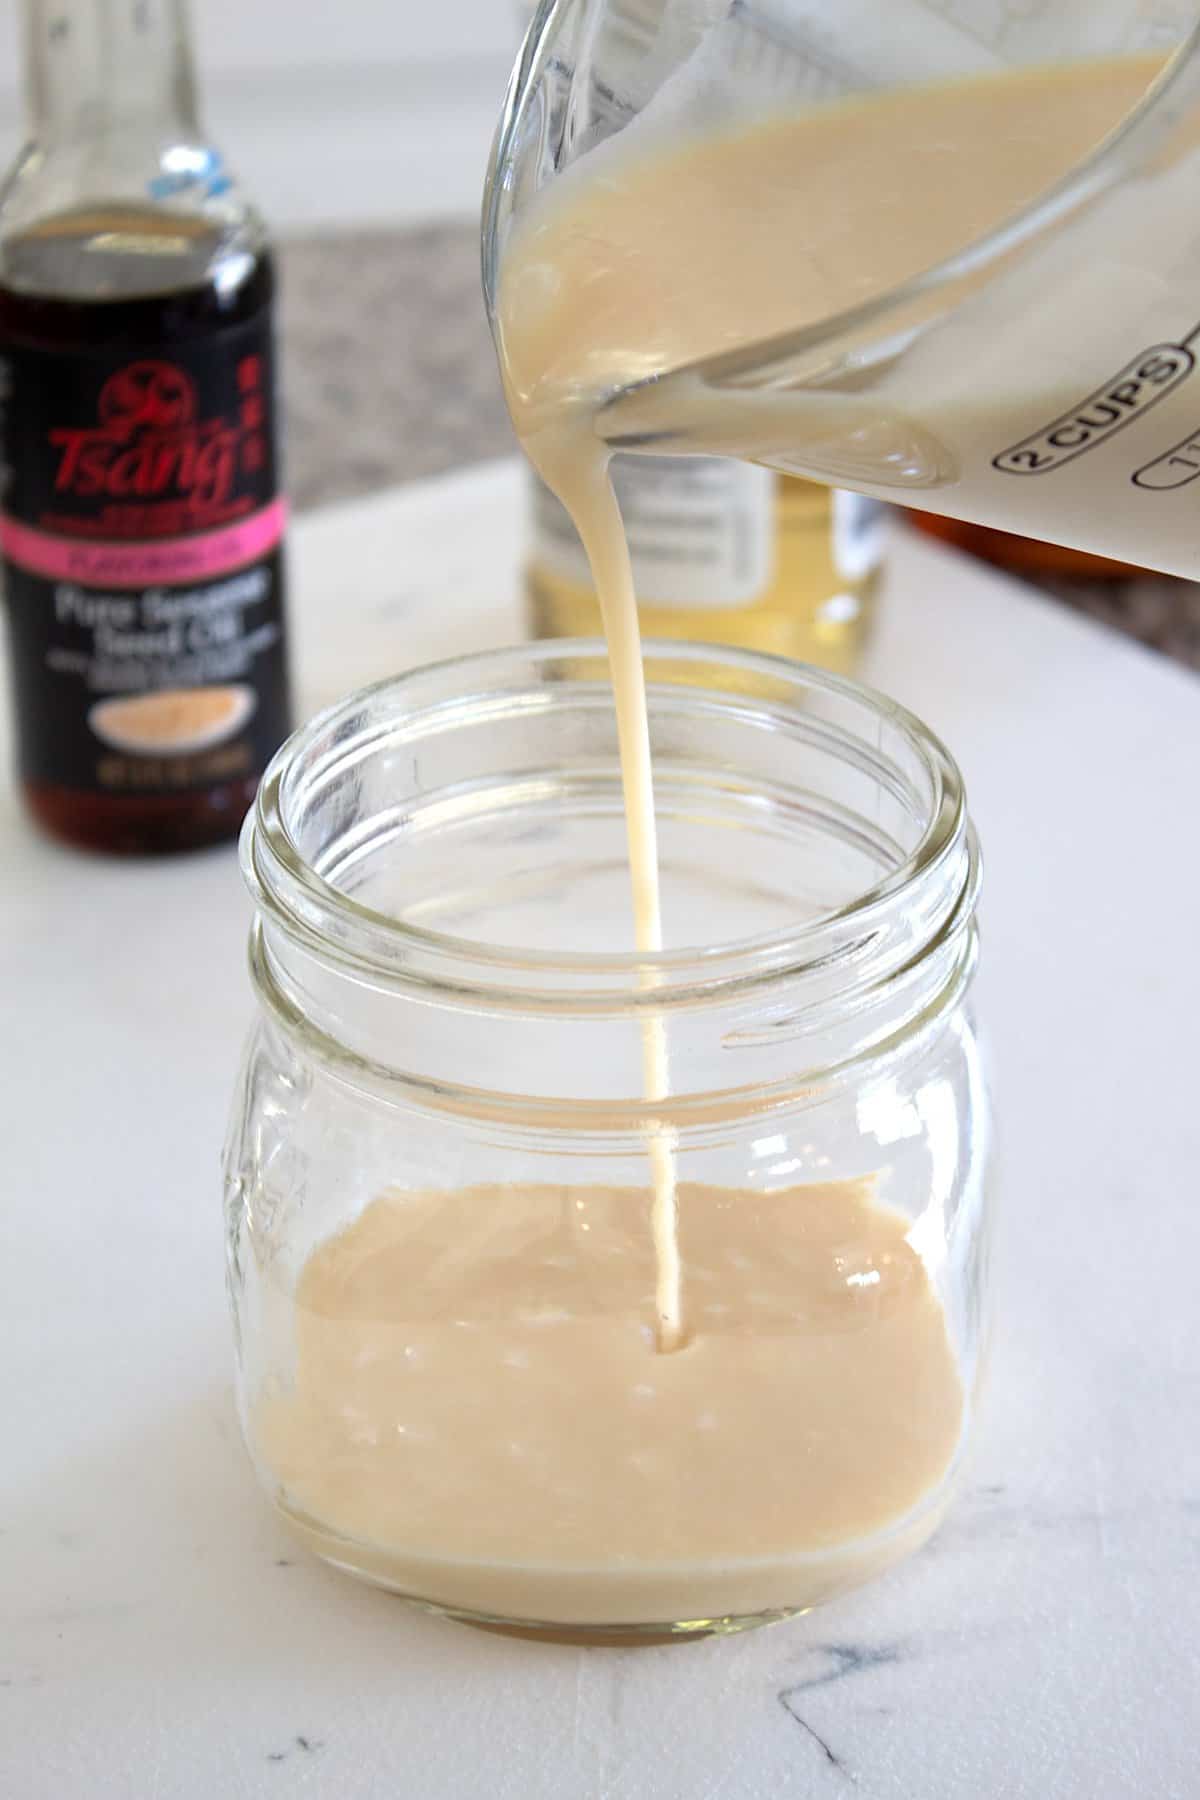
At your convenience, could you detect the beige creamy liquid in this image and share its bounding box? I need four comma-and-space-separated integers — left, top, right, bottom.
496, 56, 1157, 1348
260, 1180, 963, 1626
497, 57, 1162, 436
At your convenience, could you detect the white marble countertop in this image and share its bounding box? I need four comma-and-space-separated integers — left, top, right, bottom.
3, 461, 1198, 1799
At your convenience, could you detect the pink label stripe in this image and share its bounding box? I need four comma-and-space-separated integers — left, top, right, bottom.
0, 496, 288, 588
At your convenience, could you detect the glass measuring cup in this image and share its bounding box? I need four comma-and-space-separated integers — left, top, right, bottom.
483, 1, 1200, 576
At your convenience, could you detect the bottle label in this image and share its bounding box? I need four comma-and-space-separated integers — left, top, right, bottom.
0, 306, 288, 794
832, 490, 887, 581
532, 453, 775, 608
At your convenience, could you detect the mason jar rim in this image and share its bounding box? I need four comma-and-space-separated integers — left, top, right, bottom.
242, 639, 978, 1019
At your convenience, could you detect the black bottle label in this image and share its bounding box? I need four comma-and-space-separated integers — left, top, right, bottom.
0, 303, 289, 794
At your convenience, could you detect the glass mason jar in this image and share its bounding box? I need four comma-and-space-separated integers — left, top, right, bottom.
224, 641, 990, 1645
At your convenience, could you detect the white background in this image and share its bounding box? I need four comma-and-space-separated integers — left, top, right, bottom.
0, 0, 518, 226
3, 469, 1199, 1797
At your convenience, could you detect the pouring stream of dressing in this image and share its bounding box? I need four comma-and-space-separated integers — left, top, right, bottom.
496, 54, 1161, 1349
529, 422, 682, 1350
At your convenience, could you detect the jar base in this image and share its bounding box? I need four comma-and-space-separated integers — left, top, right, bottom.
319, 1552, 803, 1646
268, 1493, 944, 1646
